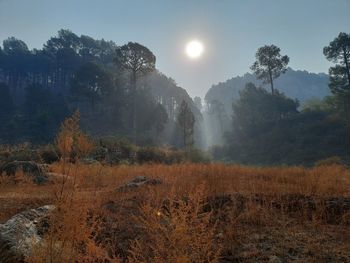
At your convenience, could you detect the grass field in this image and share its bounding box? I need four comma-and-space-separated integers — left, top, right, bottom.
1, 163, 350, 262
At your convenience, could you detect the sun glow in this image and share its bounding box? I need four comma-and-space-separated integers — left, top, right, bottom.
185, 40, 204, 59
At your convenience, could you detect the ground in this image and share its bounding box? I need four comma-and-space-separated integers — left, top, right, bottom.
0, 163, 349, 262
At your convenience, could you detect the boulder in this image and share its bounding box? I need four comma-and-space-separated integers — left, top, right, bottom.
117, 176, 162, 192
0, 205, 55, 263
0, 161, 48, 185
79, 158, 100, 165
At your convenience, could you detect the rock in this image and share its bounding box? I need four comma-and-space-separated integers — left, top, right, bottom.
79, 158, 100, 165
0, 161, 48, 185
0, 205, 55, 263
268, 255, 283, 263
117, 176, 162, 192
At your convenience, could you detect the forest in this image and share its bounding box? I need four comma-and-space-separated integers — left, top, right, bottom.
0, 30, 202, 149
0, 30, 350, 166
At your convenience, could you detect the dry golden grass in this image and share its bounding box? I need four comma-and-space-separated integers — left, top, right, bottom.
1, 162, 347, 262
47, 162, 350, 197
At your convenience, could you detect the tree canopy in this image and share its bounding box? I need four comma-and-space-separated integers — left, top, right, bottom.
323, 32, 350, 112
251, 45, 289, 95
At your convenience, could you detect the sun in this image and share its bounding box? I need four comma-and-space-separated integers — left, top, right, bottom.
186, 40, 204, 59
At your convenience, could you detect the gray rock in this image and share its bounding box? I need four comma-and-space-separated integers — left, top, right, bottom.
0, 205, 55, 263
0, 161, 49, 185
79, 158, 100, 165
117, 176, 162, 192
269, 255, 283, 263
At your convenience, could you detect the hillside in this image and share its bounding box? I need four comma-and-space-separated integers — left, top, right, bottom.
205, 68, 330, 113
0, 30, 202, 147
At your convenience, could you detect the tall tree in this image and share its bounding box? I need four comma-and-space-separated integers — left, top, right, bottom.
2, 37, 31, 100
0, 82, 15, 142
151, 103, 168, 144
193, 96, 202, 111
44, 29, 82, 92
177, 100, 195, 149
251, 45, 289, 95
323, 32, 350, 110
232, 83, 298, 138
114, 42, 156, 142
22, 84, 69, 143
70, 62, 113, 107
208, 99, 228, 136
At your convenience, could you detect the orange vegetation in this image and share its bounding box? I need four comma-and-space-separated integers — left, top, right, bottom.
0, 163, 349, 262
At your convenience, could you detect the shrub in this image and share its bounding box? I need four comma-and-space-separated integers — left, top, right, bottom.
209, 145, 228, 161
315, 156, 344, 167
184, 148, 211, 163
137, 147, 166, 164
128, 184, 221, 262
98, 137, 137, 165
39, 144, 59, 164
0, 144, 40, 163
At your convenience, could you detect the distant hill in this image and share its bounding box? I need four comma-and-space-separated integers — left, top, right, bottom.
205, 68, 330, 113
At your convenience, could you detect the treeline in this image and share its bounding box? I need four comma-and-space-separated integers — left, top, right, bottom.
0, 30, 202, 147
210, 32, 350, 165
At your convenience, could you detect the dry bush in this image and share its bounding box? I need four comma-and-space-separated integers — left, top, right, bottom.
127, 183, 221, 263
25, 112, 110, 263
1, 151, 348, 262
27, 196, 115, 263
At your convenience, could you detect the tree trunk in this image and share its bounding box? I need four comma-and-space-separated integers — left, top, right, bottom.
131, 71, 137, 144
343, 48, 350, 87
183, 112, 187, 149
268, 67, 274, 95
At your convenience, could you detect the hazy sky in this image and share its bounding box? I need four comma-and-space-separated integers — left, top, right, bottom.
0, 0, 349, 98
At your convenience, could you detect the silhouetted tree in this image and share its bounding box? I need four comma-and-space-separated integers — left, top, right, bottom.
177, 100, 195, 149
114, 42, 156, 142
22, 84, 69, 143
0, 30, 203, 147
232, 83, 298, 137
323, 32, 350, 111
152, 103, 168, 143
1, 37, 31, 100
0, 82, 15, 142
208, 99, 227, 135
251, 45, 289, 95
193, 96, 202, 111
71, 62, 113, 107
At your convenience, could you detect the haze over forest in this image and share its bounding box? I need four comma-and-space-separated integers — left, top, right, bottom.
0, 0, 349, 165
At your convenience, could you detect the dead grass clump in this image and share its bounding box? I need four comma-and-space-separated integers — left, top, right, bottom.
128, 184, 222, 263
1, 141, 350, 263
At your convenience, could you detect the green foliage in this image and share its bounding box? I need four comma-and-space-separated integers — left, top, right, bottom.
0, 144, 41, 164
150, 103, 168, 143
136, 147, 166, 164
0, 30, 202, 148
251, 45, 289, 94
95, 137, 137, 165
323, 32, 350, 112
114, 42, 157, 143
301, 97, 337, 112
114, 42, 156, 76
184, 149, 211, 164
0, 82, 15, 143
315, 156, 345, 167
22, 84, 70, 143
39, 144, 59, 164
232, 83, 298, 137
71, 62, 113, 106
221, 83, 350, 166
